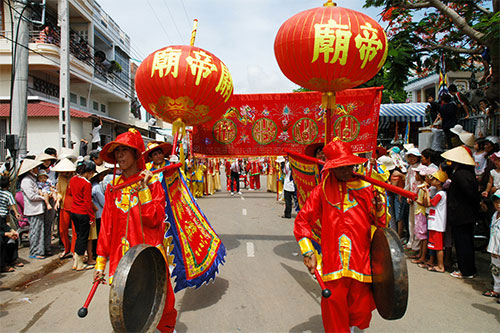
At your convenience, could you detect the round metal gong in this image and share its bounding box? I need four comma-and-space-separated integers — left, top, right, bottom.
109, 244, 167, 332
370, 227, 408, 320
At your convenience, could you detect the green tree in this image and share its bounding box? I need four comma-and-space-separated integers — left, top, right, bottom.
364, 0, 500, 108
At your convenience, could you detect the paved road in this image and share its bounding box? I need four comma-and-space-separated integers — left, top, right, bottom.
0, 176, 499, 332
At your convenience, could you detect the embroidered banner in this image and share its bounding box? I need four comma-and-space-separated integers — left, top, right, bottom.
287, 150, 322, 249
193, 87, 383, 157
162, 167, 226, 292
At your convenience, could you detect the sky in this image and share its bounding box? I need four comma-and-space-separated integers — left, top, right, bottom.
98, 0, 385, 94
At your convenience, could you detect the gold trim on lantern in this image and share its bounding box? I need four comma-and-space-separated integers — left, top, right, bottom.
324, 0, 337, 7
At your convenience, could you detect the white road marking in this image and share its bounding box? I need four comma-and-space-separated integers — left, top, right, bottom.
246, 242, 255, 257
242, 208, 247, 215
241, 196, 245, 201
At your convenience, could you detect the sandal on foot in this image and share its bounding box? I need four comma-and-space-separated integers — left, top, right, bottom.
59, 252, 72, 259
482, 290, 500, 298
428, 266, 445, 273
417, 263, 431, 269
2, 266, 15, 273
76, 264, 94, 271
14, 262, 24, 267
450, 271, 475, 279
411, 259, 424, 264
29, 255, 46, 260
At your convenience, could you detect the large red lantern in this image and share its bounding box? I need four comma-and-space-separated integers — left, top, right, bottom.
274, 1, 388, 143
274, 1, 388, 92
135, 45, 234, 127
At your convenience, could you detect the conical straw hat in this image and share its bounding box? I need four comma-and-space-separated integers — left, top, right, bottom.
18, 159, 43, 176
59, 147, 77, 163
51, 158, 76, 172
441, 146, 475, 166
459, 132, 475, 148
36, 152, 57, 162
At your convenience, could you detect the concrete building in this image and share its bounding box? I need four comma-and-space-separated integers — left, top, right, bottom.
0, 0, 169, 160
404, 70, 476, 103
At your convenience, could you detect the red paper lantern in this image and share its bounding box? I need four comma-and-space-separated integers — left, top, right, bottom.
274, 1, 388, 93
135, 45, 234, 126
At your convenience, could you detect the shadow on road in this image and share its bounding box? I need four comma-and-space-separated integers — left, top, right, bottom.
471, 303, 500, 323
219, 234, 241, 252
177, 277, 229, 313
281, 263, 321, 305
273, 241, 303, 262
289, 314, 323, 332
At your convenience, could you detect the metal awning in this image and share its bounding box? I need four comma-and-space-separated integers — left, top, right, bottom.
379, 103, 428, 122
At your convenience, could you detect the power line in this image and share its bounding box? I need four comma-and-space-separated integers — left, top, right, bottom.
146, 0, 173, 45
162, 0, 184, 43
178, 0, 192, 30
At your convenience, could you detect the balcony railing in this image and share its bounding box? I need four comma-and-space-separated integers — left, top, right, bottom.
458, 112, 500, 138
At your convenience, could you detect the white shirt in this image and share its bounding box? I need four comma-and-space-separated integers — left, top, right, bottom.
92, 125, 102, 143
428, 190, 447, 232
283, 161, 295, 192
491, 169, 500, 189
487, 211, 500, 256
474, 151, 487, 176
230, 161, 240, 173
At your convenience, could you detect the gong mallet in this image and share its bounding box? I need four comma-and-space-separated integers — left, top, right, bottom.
314, 268, 331, 298
78, 280, 100, 318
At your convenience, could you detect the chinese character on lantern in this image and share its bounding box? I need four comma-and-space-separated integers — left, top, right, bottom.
312, 19, 352, 65
151, 47, 182, 78
215, 63, 233, 103
186, 50, 218, 85
355, 23, 383, 69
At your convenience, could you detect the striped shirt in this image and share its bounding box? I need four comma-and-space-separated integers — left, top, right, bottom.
0, 189, 16, 217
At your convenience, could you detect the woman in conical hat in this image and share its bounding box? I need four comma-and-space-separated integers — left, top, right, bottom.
19, 158, 51, 260
441, 146, 480, 279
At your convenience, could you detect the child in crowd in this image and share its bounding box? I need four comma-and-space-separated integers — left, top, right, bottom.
423, 170, 448, 273
412, 165, 437, 265
37, 170, 56, 210
482, 190, 500, 302
474, 139, 487, 179
405, 147, 422, 252
482, 152, 500, 198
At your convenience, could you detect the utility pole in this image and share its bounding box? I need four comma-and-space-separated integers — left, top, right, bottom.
58, 0, 71, 148
10, 0, 30, 157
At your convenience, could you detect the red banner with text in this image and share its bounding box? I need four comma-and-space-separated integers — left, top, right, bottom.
192, 87, 382, 157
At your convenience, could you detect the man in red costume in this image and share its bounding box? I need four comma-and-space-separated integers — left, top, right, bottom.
249, 160, 262, 190
294, 138, 385, 333
94, 129, 177, 332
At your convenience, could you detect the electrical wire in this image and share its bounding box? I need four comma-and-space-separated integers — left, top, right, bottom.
178, 0, 192, 30
146, 0, 173, 45
162, 0, 185, 43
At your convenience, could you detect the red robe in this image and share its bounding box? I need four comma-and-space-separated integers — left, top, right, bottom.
294, 173, 385, 332
97, 172, 177, 332
98, 173, 166, 278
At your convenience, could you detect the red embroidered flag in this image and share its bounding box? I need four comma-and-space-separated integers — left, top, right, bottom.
193, 87, 382, 157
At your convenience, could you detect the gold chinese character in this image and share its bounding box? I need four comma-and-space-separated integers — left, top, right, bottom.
151, 47, 182, 78
354, 23, 383, 69
312, 19, 352, 65
215, 63, 233, 102
186, 50, 218, 86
